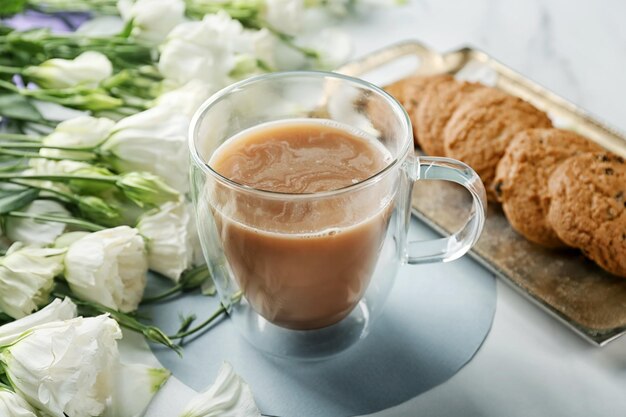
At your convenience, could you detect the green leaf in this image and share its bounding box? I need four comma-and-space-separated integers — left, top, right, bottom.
0, 0, 27, 16
0, 187, 38, 214
0, 93, 43, 122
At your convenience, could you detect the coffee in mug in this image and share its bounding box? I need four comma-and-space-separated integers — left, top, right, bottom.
208, 120, 395, 329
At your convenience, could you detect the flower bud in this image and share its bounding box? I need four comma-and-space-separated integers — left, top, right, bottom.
65, 88, 124, 111
40, 115, 114, 161
117, 172, 181, 207
77, 195, 123, 226
69, 165, 117, 195
23, 51, 113, 89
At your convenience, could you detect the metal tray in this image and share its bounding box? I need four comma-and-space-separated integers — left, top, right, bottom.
337, 41, 626, 346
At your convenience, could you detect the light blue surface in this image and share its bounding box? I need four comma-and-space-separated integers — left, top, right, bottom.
145, 219, 496, 417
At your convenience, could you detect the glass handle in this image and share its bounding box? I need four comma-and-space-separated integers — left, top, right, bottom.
406, 156, 487, 265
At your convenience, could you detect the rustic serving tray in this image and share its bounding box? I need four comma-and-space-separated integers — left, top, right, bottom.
337, 41, 626, 346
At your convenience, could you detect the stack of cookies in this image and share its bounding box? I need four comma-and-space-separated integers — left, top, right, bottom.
386, 75, 626, 278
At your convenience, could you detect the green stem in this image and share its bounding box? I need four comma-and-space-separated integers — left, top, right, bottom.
0, 173, 118, 184
0, 65, 22, 75
0, 142, 96, 152
141, 283, 183, 304
168, 303, 227, 340
0, 79, 18, 93
6, 211, 105, 232
141, 265, 212, 304
0, 133, 41, 142
0, 148, 93, 162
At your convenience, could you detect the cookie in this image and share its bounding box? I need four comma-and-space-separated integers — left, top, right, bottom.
444, 88, 552, 201
415, 78, 484, 156
547, 152, 626, 277
385, 75, 453, 147
493, 128, 602, 247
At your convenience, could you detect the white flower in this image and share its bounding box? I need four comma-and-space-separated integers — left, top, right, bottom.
40, 115, 115, 160
0, 389, 38, 417
0, 315, 122, 417
0, 298, 77, 346
117, 0, 186, 44
263, 0, 304, 36
230, 28, 276, 78
64, 226, 148, 313
179, 362, 260, 417
0, 243, 65, 319
155, 80, 218, 118
23, 51, 113, 89
159, 11, 256, 87
100, 105, 190, 192
137, 201, 193, 282
300, 28, 353, 69
4, 200, 70, 245
104, 362, 171, 417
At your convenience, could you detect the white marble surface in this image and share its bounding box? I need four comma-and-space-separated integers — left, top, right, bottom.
342, 0, 626, 133
146, 2, 626, 416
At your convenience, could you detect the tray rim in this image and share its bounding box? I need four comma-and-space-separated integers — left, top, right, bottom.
337, 40, 626, 347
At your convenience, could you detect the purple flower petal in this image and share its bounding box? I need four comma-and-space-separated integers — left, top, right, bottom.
4, 10, 89, 32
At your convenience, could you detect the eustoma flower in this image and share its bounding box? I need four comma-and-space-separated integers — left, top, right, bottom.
137, 201, 194, 282
263, 0, 304, 36
63, 226, 148, 313
0, 243, 65, 319
23, 51, 113, 89
0, 298, 77, 346
179, 362, 261, 417
0, 315, 122, 417
100, 105, 190, 192
155, 80, 217, 118
39, 115, 115, 160
159, 11, 272, 88
117, 0, 186, 44
4, 200, 70, 245
0, 388, 38, 417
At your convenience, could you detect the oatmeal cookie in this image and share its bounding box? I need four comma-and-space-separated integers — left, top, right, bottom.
415, 78, 484, 156
493, 128, 602, 247
385, 75, 453, 147
444, 88, 552, 201
547, 152, 626, 277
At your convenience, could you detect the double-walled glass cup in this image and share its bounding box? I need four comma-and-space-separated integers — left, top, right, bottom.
190, 71, 487, 359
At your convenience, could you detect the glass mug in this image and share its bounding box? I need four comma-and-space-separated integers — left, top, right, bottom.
190, 71, 487, 359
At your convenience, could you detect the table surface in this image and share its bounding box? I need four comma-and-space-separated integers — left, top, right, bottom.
339, 1, 626, 416
146, 2, 626, 416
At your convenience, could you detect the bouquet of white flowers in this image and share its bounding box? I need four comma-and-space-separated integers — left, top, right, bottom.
0, 0, 393, 414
